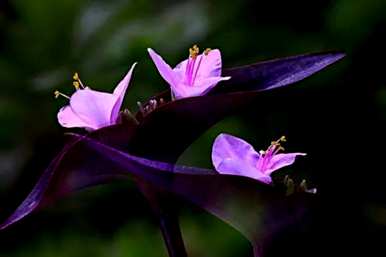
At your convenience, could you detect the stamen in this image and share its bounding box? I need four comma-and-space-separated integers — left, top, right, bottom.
186, 45, 211, 86
54, 90, 70, 100
73, 72, 79, 81
204, 48, 212, 55
73, 81, 80, 90
187, 45, 199, 85
189, 44, 200, 58
269, 135, 287, 152
72, 72, 85, 89
259, 135, 287, 171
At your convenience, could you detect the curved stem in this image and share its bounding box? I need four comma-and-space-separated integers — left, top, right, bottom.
135, 177, 187, 257
159, 213, 187, 257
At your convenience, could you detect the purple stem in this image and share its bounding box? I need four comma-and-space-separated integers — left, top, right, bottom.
135, 177, 187, 257
159, 213, 188, 257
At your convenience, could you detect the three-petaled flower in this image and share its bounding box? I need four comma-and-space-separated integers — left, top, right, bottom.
148, 45, 231, 99
56, 63, 137, 131
212, 133, 306, 184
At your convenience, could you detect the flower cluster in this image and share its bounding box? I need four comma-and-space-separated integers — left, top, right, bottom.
54, 45, 305, 184
1, 44, 344, 257
55, 45, 229, 130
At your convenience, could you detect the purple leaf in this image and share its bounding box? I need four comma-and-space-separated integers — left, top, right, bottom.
1, 132, 311, 256
217, 51, 345, 93
72, 135, 313, 257
0, 124, 135, 230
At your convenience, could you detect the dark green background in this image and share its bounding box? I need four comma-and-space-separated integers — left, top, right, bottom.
0, 0, 385, 256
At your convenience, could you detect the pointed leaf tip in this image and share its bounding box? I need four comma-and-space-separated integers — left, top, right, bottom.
219, 51, 346, 93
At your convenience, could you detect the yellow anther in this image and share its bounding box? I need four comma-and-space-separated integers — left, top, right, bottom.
259, 150, 266, 155
204, 48, 212, 55
266, 135, 287, 153
73, 81, 80, 89
189, 44, 200, 58
271, 135, 287, 145
192, 44, 199, 52
72, 72, 85, 89
54, 90, 70, 100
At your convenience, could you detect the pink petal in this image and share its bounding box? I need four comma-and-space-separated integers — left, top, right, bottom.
172, 49, 224, 83
70, 88, 118, 130
265, 153, 307, 175
212, 133, 271, 183
110, 63, 137, 123
173, 49, 223, 79
195, 49, 223, 79
147, 48, 179, 88
57, 106, 94, 130
215, 158, 272, 184
212, 133, 260, 168
194, 75, 231, 92
173, 76, 231, 99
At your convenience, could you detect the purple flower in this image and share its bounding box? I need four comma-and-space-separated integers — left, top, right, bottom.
148, 45, 231, 99
212, 133, 306, 184
56, 63, 137, 131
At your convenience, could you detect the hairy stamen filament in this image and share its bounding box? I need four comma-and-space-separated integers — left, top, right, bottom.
258, 136, 287, 171
192, 55, 204, 85
186, 44, 203, 86
185, 45, 212, 86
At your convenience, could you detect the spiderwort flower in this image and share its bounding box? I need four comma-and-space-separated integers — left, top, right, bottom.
55, 63, 137, 131
148, 45, 231, 99
212, 133, 306, 184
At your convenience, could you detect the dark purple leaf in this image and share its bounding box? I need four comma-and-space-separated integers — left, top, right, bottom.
1, 132, 311, 256
218, 51, 345, 93
70, 134, 313, 257
0, 124, 135, 230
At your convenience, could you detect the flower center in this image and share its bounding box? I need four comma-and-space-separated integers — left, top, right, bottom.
258, 136, 287, 172
185, 44, 211, 86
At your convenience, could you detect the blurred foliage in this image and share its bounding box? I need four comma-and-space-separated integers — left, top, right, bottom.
0, 0, 386, 256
